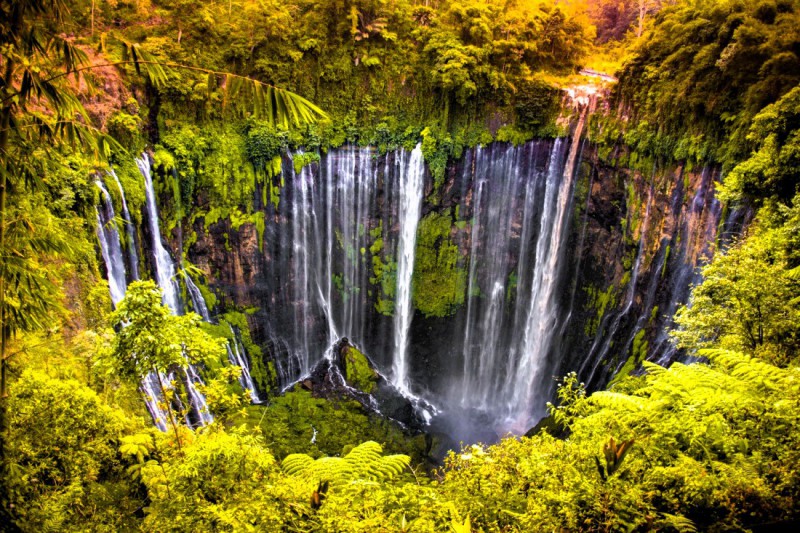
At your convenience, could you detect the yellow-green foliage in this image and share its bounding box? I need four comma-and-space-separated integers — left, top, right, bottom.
412, 210, 467, 317
5, 372, 145, 532
369, 221, 396, 316
140, 429, 308, 533
440, 354, 800, 532
282, 441, 410, 486
584, 284, 617, 336
343, 345, 378, 394
673, 196, 800, 366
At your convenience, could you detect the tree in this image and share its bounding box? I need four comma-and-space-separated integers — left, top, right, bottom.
108, 280, 226, 450
0, 5, 327, 511
672, 198, 800, 366
5, 370, 143, 531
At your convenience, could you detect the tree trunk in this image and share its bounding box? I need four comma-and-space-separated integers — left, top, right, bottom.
154, 369, 183, 454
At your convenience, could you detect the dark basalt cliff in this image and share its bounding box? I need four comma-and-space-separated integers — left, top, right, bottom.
161, 124, 748, 439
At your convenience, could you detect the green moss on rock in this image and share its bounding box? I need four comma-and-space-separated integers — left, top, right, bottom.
244, 388, 428, 463
412, 209, 467, 318
342, 346, 379, 394
369, 221, 396, 316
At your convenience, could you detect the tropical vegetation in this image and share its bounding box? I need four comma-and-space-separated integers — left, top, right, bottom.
1, 0, 799, 531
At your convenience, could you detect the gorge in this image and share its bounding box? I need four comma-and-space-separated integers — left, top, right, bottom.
94, 90, 743, 443
5, 1, 800, 530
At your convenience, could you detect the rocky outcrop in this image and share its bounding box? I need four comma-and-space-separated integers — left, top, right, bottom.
297, 338, 428, 431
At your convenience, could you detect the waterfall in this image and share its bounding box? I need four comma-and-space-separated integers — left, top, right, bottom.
135, 154, 213, 427
108, 169, 140, 280
449, 98, 593, 429
184, 273, 210, 321
158, 105, 721, 438
95, 179, 127, 306
511, 99, 593, 425
227, 326, 261, 403
391, 144, 424, 395
95, 175, 173, 431
459, 144, 542, 410
141, 373, 169, 432
183, 366, 214, 426
138, 155, 181, 314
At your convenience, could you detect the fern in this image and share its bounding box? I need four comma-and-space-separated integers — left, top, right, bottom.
281, 453, 314, 476
589, 391, 646, 412
700, 349, 785, 390
656, 513, 699, 533
282, 441, 410, 487
641, 360, 668, 377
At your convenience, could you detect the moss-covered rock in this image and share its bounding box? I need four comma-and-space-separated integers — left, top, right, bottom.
341, 345, 379, 394
412, 209, 467, 317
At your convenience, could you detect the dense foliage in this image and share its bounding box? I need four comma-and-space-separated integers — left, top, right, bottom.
608, 0, 800, 188
79, 0, 592, 142
2, 0, 800, 531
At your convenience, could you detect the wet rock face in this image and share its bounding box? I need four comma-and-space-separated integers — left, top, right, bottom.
299, 338, 427, 431
178, 140, 738, 427
556, 149, 744, 392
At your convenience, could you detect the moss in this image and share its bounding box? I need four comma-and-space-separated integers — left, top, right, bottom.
292, 151, 320, 174
506, 271, 518, 303
342, 346, 379, 394
661, 245, 671, 278
412, 209, 467, 318
608, 355, 637, 389
197, 283, 218, 312
631, 328, 648, 360
584, 284, 618, 337
420, 127, 448, 203
369, 221, 396, 316
610, 328, 650, 387
244, 388, 428, 463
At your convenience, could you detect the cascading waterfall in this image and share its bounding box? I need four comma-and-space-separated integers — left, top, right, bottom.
458, 143, 543, 410
95, 180, 128, 306
269, 145, 429, 380
108, 169, 140, 280
106, 94, 727, 439
184, 273, 210, 321
284, 146, 379, 375
95, 175, 170, 431
227, 326, 261, 403
391, 144, 424, 395
452, 98, 594, 429
514, 100, 594, 418
136, 155, 213, 426
201, 134, 595, 428
138, 155, 181, 314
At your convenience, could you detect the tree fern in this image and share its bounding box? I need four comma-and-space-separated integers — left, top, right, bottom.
700, 348, 786, 390
282, 441, 410, 487
589, 391, 646, 412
